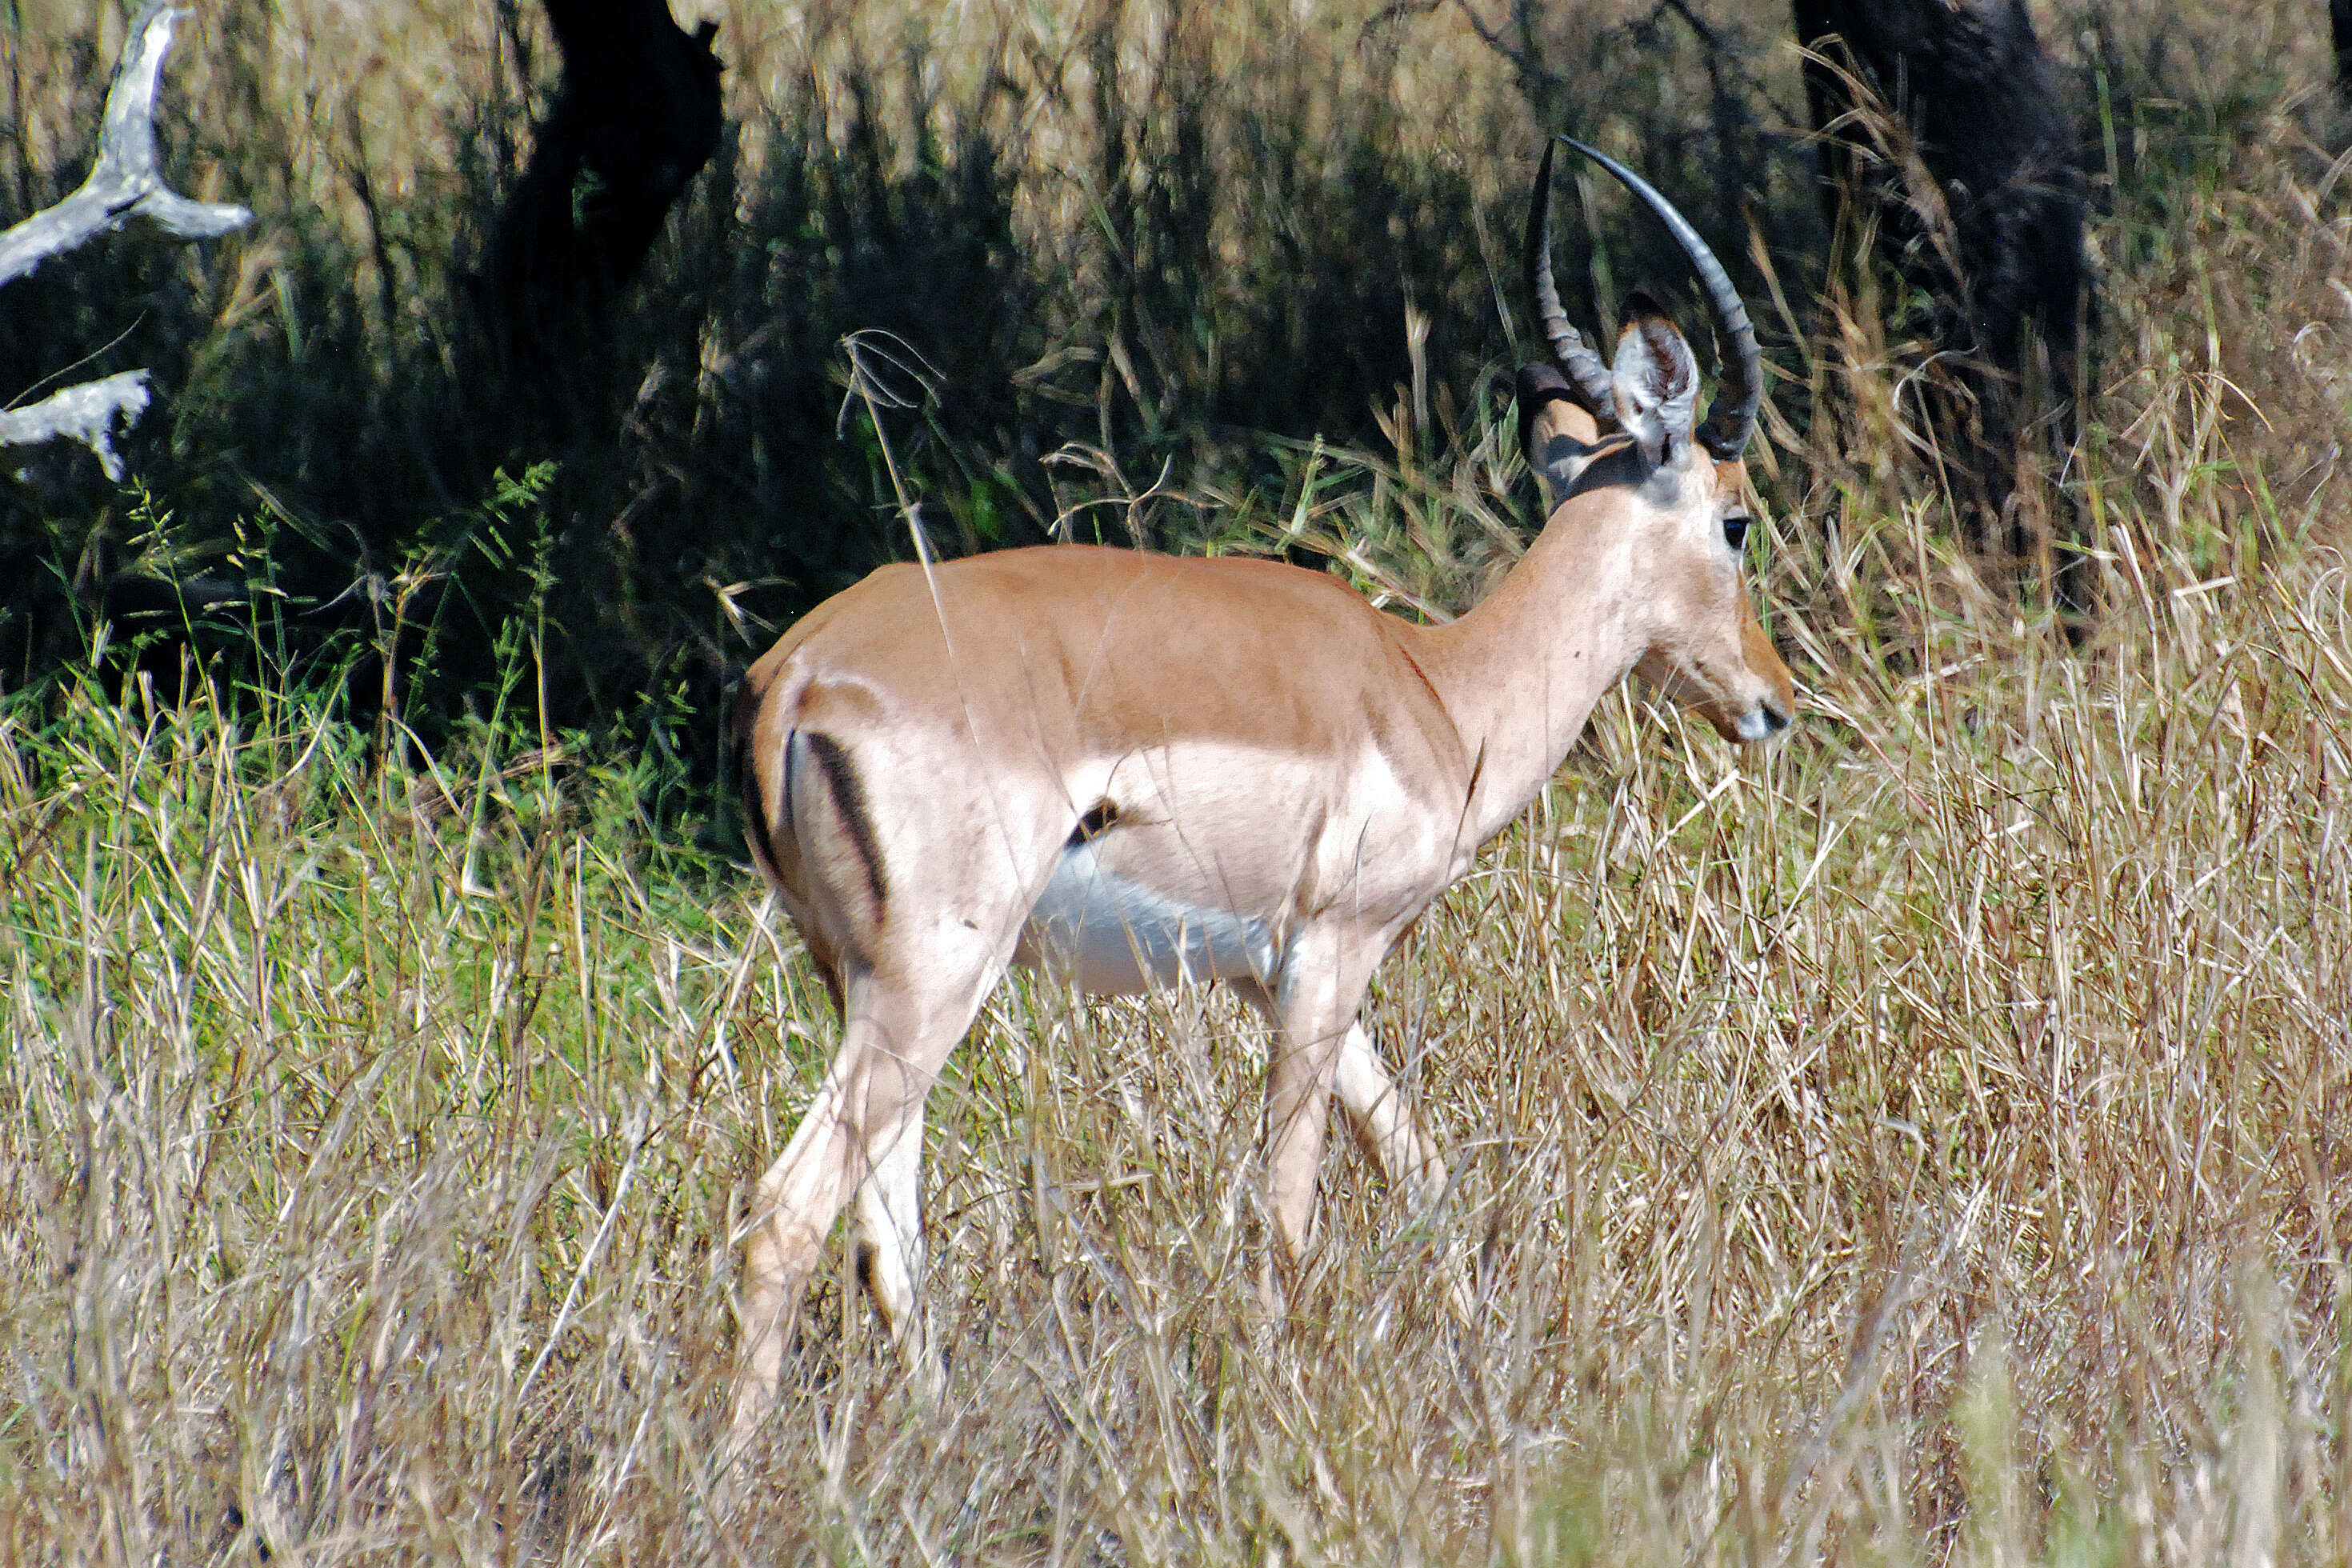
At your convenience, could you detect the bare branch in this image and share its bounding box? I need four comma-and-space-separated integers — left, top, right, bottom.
0, 370, 152, 480
1655, 0, 1805, 128
1449, 0, 1564, 95
0, 2, 250, 288
1, 4, 248, 481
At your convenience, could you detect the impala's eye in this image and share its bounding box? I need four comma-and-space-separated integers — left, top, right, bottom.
1723, 512, 1750, 552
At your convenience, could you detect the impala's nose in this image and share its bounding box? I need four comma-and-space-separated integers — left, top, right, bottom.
1735, 698, 1792, 744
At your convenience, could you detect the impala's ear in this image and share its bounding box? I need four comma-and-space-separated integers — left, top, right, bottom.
1517, 362, 1605, 507
1611, 290, 1699, 469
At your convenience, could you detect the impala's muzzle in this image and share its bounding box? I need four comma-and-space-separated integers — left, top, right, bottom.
1641, 611, 1797, 748
1731, 693, 1794, 744
1722, 602, 1797, 746
1690, 686, 1794, 746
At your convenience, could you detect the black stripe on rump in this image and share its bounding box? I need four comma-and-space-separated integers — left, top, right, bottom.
805, 732, 889, 916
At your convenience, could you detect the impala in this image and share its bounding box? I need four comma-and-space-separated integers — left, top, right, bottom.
727, 138, 1794, 1430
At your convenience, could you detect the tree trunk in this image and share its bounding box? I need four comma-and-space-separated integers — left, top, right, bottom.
475, 0, 722, 370
2335, 0, 2352, 105
1794, 0, 2094, 610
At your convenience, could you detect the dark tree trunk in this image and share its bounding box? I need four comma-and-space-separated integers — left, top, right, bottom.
1794, 0, 2094, 609
2335, 0, 2352, 104
475, 0, 722, 369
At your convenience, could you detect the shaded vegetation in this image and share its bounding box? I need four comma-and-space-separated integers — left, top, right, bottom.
8, 0, 2322, 766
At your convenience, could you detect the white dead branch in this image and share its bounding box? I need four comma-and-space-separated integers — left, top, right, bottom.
0, 3, 250, 476
0, 370, 152, 481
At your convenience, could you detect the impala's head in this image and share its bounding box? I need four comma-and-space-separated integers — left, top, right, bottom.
1518, 136, 1795, 746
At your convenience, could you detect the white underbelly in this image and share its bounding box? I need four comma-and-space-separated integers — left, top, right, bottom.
1016, 841, 1280, 994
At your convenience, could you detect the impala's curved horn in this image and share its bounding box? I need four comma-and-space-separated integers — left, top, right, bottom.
1524, 138, 1618, 415
1558, 137, 1763, 460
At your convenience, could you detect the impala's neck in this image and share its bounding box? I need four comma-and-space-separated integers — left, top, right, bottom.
1415, 495, 1649, 845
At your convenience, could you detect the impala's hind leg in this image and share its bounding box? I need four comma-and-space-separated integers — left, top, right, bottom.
853, 1099, 941, 1394
731, 956, 995, 1438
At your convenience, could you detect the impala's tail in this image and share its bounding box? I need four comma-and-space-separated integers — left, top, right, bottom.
731, 663, 893, 983
730, 674, 793, 894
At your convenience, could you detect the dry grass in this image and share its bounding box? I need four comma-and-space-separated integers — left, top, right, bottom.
6, 0, 2352, 1562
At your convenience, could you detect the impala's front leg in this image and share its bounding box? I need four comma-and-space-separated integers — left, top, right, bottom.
1259, 938, 1385, 1258
1331, 1022, 1448, 1208
1239, 977, 1446, 1214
